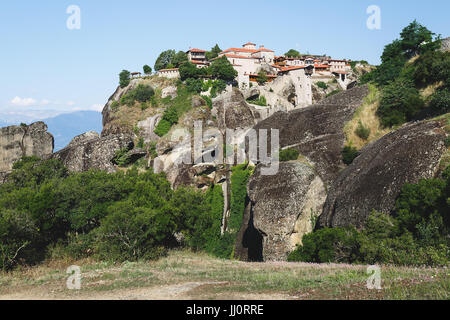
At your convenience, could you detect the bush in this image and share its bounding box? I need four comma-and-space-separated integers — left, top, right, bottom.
428, 88, 450, 117
287, 227, 360, 263
326, 89, 341, 97
94, 201, 172, 261
201, 95, 212, 109
154, 107, 179, 137
316, 81, 328, 90
246, 95, 267, 106
110, 101, 119, 112
279, 148, 300, 162
355, 120, 371, 140
112, 147, 133, 167
377, 78, 424, 127
0, 209, 38, 270
342, 145, 359, 165
185, 78, 203, 93
133, 84, 155, 103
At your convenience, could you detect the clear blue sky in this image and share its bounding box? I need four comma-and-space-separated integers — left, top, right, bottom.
0, 0, 448, 123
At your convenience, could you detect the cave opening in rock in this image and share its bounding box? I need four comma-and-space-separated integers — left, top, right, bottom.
242, 211, 264, 262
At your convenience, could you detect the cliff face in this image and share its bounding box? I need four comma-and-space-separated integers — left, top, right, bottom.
51, 132, 134, 173
253, 85, 370, 185
235, 162, 326, 261
0, 122, 54, 173
319, 119, 448, 229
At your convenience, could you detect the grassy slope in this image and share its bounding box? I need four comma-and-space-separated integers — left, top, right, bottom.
0, 250, 448, 300
343, 84, 392, 149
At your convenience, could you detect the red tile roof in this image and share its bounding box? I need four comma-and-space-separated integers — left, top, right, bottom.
224, 54, 260, 60
191, 60, 208, 64
243, 42, 256, 46
158, 68, 179, 72
279, 66, 306, 72
188, 48, 206, 53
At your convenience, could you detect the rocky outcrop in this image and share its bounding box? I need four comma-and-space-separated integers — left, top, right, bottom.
319, 120, 448, 229
440, 37, 450, 52
212, 88, 256, 132
51, 133, 134, 173
67, 131, 99, 148
101, 79, 145, 137
253, 85, 370, 185
235, 162, 326, 261
0, 122, 54, 172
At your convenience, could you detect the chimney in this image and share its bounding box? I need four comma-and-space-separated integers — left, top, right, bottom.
259, 45, 265, 49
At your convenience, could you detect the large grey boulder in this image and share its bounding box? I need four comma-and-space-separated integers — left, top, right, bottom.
319, 120, 448, 229
253, 85, 369, 185
51, 133, 134, 173
0, 122, 54, 172
212, 87, 256, 132
235, 162, 326, 261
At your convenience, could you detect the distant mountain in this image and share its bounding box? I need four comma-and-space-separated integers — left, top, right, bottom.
44, 111, 103, 151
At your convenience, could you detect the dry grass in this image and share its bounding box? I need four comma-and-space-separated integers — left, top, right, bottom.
0, 250, 448, 300
344, 84, 391, 149
420, 81, 444, 99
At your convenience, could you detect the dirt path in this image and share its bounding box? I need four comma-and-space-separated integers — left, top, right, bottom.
0, 281, 294, 300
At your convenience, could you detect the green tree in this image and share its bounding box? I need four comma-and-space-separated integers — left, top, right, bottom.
179, 62, 200, 80
206, 44, 222, 61
172, 51, 188, 67
119, 70, 131, 88
256, 70, 268, 85
154, 49, 176, 71
143, 65, 152, 75
284, 49, 301, 57
377, 78, 424, 127
400, 20, 441, 59
209, 56, 237, 82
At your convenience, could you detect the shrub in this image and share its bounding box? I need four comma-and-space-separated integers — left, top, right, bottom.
179, 62, 200, 81
279, 148, 300, 162
201, 95, 212, 109
247, 95, 267, 106
133, 84, 155, 103
0, 209, 38, 270
154, 107, 179, 137
287, 227, 360, 263
94, 202, 170, 261
110, 101, 119, 112
377, 78, 424, 127
112, 147, 133, 167
185, 78, 203, 93
355, 120, 371, 140
316, 81, 328, 90
326, 89, 341, 97
428, 88, 450, 117
342, 145, 359, 165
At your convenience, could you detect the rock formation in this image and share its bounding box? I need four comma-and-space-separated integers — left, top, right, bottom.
235, 162, 326, 261
319, 119, 448, 229
51, 133, 134, 173
0, 122, 54, 173
253, 85, 370, 185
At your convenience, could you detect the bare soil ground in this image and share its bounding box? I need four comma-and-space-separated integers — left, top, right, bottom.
0, 250, 448, 300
